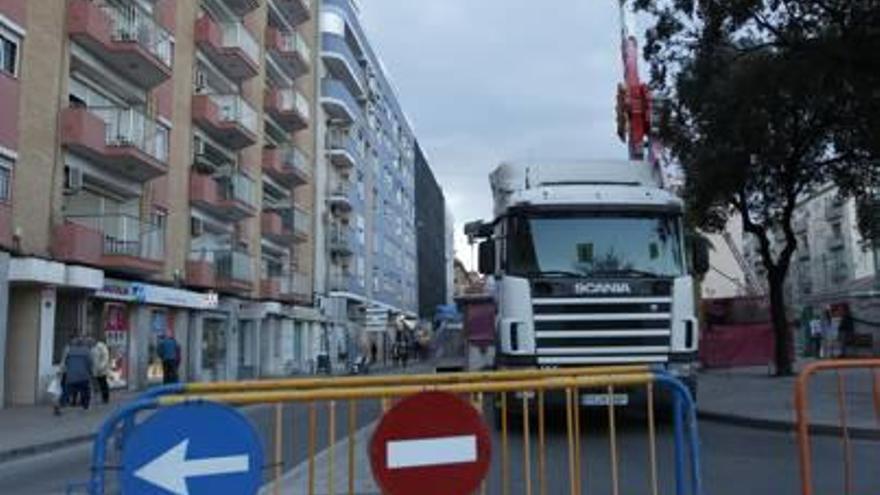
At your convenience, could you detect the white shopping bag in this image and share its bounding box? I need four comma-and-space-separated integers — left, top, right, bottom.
47, 375, 62, 399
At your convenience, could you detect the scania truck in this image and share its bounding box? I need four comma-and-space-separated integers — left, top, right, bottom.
467, 160, 708, 407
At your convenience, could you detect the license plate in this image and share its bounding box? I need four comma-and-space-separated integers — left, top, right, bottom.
580, 393, 629, 407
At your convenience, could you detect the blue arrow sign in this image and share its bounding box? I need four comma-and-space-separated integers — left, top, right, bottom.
121, 402, 264, 495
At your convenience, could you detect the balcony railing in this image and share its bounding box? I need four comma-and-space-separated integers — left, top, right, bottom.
210, 94, 259, 135
321, 33, 364, 96
220, 22, 261, 66
216, 249, 254, 283
90, 106, 169, 162
100, 1, 174, 68
321, 79, 361, 124
66, 214, 164, 260
294, 205, 311, 239
326, 129, 361, 168
217, 171, 257, 207
267, 88, 310, 130
329, 273, 357, 293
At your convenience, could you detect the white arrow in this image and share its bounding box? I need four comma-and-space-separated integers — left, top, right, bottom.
134, 439, 250, 495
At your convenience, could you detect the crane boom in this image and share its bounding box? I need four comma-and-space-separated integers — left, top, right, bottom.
617, 0, 650, 162
722, 231, 765, 296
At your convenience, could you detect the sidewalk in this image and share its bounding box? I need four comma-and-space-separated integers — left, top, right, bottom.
0, 362, 432, 465
697, 360, 880, 439
0, 390, 138, 463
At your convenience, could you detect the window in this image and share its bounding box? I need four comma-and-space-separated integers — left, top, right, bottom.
0, 26, 21, 77
0, 156, 11, 203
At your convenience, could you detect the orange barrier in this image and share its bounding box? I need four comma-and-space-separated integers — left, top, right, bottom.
794, 358, 880, 495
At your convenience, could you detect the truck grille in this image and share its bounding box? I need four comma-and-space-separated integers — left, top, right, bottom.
532, 297, 672, 365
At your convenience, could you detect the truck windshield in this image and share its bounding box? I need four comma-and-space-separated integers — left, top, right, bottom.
506, 212, 685, 278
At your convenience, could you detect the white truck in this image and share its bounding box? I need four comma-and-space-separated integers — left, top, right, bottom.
467, 160, 708, 407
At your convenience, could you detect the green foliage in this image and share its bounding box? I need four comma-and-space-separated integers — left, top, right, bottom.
634, 0, 880, 374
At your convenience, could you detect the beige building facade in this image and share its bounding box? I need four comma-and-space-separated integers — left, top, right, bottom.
0, 0, 330, 407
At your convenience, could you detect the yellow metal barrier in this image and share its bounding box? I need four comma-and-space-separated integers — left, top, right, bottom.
88, 367, 702, 495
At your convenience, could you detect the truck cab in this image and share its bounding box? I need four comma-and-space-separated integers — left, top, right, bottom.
469, 160, 708, 398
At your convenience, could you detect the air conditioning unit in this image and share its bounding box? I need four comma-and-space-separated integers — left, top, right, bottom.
64, 167, 83, 193
190, 217, 204, 237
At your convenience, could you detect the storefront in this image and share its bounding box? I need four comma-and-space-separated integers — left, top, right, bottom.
89, 279, 214, 390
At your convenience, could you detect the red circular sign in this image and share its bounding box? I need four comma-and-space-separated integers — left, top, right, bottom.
370, 391, 492, 495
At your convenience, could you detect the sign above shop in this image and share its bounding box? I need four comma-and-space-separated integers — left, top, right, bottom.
97, 279, 217, 310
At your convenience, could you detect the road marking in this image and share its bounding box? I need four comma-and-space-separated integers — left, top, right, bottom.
134, 439, 249, 495
387, 435, 477, 469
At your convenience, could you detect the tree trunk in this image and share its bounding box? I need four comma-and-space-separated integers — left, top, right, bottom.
767, 274, 793, 376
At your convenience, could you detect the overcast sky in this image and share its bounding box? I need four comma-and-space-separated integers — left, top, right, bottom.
359, 1, 630, 268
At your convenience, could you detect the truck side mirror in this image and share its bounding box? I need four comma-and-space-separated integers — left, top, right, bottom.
478, 240, 496, 275
692, 237, 710, 276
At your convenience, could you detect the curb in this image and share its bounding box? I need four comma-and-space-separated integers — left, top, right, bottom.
0, 433, 95, 465
697, 409, 880, 440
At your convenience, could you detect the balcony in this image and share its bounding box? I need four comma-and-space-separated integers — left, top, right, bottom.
321, 79, 361, 125
329, 224, 353, 256
195, 16, 260, 81
192, 94, 259, 150
280, 272, 311, 304
326, 130, 360, 170
67, 0, 172, 89
221, 0, 261, 16
825, 198, 844, 220
261, 210, 294, 244
271, 0, 311, 26
321, 34, 364, 99
329, 273, 359, 294
216, 249, 254, 294
262, 145, 310, 187
186, 252, 217, 289
189, 170, 258, 220
293, 205, 311, 243
266, 28, 311, 79
827, 236, 845, 251
52, 214, 164, 275
61, 106, 169, 182
327, 182, 353, 213
261, 276, 282, 300
265, 88, 310, 131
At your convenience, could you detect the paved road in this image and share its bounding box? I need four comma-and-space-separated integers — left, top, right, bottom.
0, 404, 876, 494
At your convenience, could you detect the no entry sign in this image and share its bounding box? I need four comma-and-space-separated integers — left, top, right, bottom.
370, 391, 492, 495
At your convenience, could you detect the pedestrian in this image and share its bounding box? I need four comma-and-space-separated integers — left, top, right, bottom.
838, 305, 855, 357
60, 336, 94, 412
820, 309, 838, 358
808, 314, 823, 358
91, 337, 111, 404
401, 338, 409, 369
157, 334, 181, 384
370, 341, 378, 364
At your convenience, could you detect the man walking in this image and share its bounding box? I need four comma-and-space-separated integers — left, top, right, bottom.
158, 334, 181, 384
91, 337, 111, 404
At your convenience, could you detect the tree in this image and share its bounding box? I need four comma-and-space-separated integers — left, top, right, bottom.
634, 0, 880, 375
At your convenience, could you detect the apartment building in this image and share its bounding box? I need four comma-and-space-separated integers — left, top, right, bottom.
318, 0, 419, 359
414, 142, 446, 319
0, 0, 323, 407
743, 187, 879, 337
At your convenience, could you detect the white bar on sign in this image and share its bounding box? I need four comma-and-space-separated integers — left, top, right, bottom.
387, 435, 477, 469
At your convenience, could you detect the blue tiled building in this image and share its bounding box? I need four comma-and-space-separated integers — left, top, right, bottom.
319, 0, 419, 349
